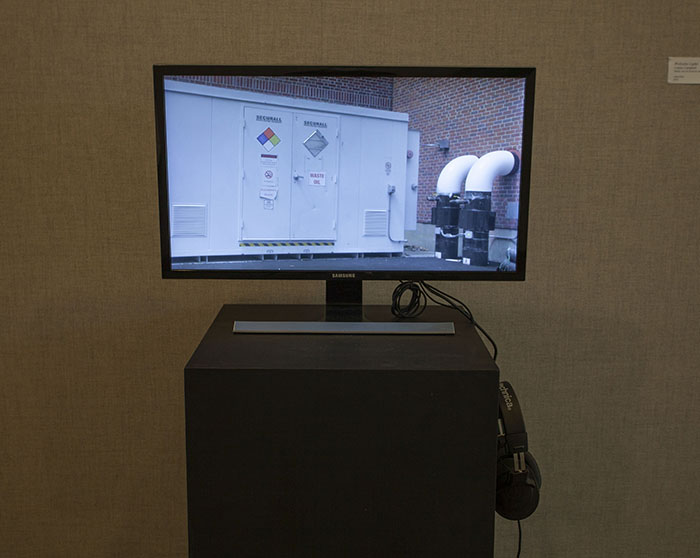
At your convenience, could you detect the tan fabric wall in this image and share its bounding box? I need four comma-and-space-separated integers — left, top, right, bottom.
2, 1, 699, 556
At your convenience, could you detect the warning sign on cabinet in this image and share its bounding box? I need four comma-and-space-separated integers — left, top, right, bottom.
259, 187, 278, 200
257, 127, 282, 151
308, 171, 326, 186
261, 167, 278, 186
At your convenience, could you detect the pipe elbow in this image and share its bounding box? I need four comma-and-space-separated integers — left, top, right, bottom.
436, 155, 479, 196
464, 150, 519, 193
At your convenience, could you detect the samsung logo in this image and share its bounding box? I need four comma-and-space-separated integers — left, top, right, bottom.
331, 273, 355, 279
257, 115, 282, 123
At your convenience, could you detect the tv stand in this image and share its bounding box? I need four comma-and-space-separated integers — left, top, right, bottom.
232, 319, 455, 334
186, 304, 499, 557
233, 279, 455, 334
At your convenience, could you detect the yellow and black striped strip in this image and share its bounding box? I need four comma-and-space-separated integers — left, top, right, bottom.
239, 241, 335, 247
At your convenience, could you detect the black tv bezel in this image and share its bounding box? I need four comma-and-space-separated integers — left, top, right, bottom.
154, 65, 535, 282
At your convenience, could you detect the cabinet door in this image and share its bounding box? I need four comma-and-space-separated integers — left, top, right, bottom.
290, 112, 339, 241
240, 106, 293, 240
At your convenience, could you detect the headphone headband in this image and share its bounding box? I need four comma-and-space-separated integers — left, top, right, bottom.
498, 381, 528, 453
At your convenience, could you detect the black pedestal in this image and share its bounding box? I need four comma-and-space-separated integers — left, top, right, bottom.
185, 305, 499, 557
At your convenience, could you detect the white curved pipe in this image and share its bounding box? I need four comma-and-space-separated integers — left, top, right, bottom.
464, 150, 517, 193
436, 155, 478, 195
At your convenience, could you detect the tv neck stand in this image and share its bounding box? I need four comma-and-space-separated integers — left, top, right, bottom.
232, 281, 456, 334
233, 304, 455, 335
232, 319, 455, 335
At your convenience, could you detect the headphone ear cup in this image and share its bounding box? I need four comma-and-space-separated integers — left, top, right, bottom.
495, 453, 540, 521
524, 451, 542, 490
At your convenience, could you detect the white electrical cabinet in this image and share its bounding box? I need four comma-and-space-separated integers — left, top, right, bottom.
164, 79, 417, 259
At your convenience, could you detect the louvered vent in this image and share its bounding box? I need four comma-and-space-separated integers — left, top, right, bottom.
363, 210, 388, 237
171, 204, 207, 237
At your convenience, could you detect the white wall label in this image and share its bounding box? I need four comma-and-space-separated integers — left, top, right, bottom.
668, 57, 700, 84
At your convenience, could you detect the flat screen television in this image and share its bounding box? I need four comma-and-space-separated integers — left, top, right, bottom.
154, 65, 535, 327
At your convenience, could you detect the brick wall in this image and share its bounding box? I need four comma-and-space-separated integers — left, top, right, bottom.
392, 77, 525, 228
170, 75, 393, 110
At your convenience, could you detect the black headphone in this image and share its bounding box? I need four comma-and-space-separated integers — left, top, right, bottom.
496, 381, 542, 521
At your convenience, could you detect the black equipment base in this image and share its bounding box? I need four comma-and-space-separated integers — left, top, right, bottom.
185, 304, 500, 557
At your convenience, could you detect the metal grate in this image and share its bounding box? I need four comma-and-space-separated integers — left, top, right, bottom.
363, 210, 388, 236
172, 204, 207, 237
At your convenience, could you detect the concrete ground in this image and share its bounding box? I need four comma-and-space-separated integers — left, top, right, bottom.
172, 251, 496, 272
170, 225, 512, 273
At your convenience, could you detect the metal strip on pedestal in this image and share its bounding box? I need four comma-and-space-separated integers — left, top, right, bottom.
232, 320, 455, 335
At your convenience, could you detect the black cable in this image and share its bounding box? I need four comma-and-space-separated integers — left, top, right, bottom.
391, 280, 427, 318
517, 520, 522, 557
393, 281, 507, 554
391, 280, 498, 362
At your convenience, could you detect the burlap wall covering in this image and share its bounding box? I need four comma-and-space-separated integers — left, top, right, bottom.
2, 1, 699, 556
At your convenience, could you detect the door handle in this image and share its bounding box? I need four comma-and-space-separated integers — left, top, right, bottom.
293, 172, 304, 180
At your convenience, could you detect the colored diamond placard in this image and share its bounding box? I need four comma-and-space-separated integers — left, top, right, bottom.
257, 127, 281, 151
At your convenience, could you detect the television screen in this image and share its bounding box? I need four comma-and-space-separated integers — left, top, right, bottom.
154, 66, 535, 281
